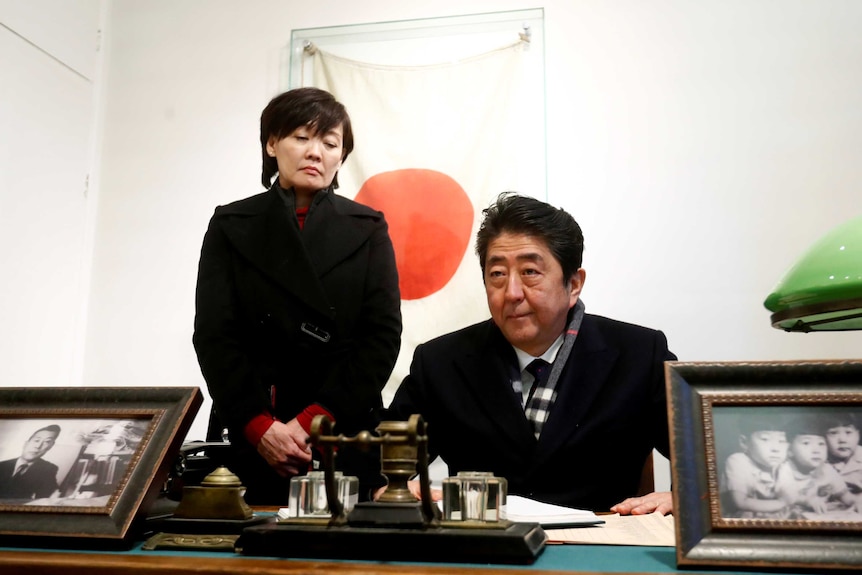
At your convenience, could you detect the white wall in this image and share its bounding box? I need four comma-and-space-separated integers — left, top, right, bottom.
0, 0, 101, 389
6, 1, 862, 494
554, 0, 862, 362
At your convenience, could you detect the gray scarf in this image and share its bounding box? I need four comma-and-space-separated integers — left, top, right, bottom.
524, 298, 585, 438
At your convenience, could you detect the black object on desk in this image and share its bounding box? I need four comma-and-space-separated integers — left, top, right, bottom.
237, 414, 548, 564
238, 520, 546, 564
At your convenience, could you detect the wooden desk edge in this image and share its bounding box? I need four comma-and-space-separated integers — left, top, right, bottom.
0, 549, 653, 575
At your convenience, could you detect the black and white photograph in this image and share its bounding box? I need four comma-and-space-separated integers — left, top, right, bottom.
713, 406, 862, 522
0, 418, 151, 508
0, 387, 201, 545
669, 361, 862, 571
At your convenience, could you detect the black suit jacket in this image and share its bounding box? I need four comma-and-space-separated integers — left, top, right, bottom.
0, 457, 59, 500
388, 314, 675, 511
193, 185, 401, 501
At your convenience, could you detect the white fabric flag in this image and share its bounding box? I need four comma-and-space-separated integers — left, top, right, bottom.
310, 42, 541, 402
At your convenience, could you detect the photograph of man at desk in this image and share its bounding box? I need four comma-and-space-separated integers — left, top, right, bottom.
0, 418, 149, 507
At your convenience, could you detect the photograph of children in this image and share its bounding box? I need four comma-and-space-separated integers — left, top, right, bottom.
716, 408, 789, 519
713, 406, 862, 522
824, 412, 862, 507
0, 418, 150, 508
776, 411, 858, 519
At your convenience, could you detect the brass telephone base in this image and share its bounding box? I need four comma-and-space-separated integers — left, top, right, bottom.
147, 513, 273, 536
236, 521, 547, 564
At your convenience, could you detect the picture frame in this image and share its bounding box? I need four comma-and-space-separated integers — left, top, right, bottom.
667, 360, 862, 571
0, 387, 202, 548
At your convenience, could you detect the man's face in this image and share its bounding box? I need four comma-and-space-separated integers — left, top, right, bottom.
789, 434, 828, 470
742, 430, 788, 470
826, 424, 861, 462
21, 430, 58, 462
483, 232, 583, 357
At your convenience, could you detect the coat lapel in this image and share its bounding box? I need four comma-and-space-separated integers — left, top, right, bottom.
453, 323, 538, 451
535, 317, 618, 458
219, 189, 334, 319
301, 192, 381, 278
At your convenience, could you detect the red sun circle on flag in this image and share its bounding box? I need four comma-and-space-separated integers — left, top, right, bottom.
355, 169, 474, 301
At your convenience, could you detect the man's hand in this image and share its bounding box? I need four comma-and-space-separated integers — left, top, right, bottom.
610, 491, 673, 516
256, 417, 312, 477
373, 480, 443, 502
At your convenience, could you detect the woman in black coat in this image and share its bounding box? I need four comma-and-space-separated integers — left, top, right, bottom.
193, 88, 401, 504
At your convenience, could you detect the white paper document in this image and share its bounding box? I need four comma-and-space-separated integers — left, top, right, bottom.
505, 495, 604, 527
545, 512, 675, 546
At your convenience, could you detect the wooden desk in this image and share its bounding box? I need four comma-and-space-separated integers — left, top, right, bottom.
0, 543, 783, 575
0, 508, 794, 575
4, 550, 537, 575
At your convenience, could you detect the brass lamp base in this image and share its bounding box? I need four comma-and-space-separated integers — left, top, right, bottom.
236, 521, 547, 564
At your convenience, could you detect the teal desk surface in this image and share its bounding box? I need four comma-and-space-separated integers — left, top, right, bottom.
0, 542, 815, 575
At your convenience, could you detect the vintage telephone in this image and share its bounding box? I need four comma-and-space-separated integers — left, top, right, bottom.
236, 414, 547, 564
164, 441, 236, 501
144, 441, 266, 551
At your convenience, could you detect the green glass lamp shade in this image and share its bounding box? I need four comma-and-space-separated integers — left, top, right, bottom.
764, 214, 862, 332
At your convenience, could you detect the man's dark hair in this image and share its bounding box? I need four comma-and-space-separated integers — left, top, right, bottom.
475, 192, 584, 284
29, 424, 61, 440
259, 87, 354, 188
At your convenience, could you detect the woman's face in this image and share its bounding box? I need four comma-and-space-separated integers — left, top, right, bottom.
267, 124, 344, 194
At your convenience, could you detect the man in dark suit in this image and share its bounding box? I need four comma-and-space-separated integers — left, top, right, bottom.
387, 193, 675, 514
0, 424, 61, 500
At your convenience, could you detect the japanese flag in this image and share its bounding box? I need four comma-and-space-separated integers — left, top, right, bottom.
310, 42, 538, 402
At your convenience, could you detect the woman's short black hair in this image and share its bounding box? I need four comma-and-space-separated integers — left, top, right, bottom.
259, 87, 354, 188
475, 192, 584, 284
